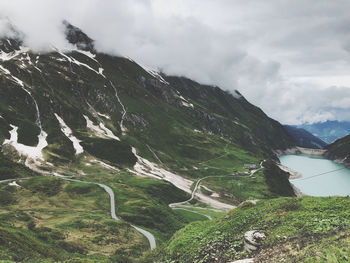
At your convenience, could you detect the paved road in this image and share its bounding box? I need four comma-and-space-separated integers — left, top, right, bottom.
63, 177, 156, 250
169, 160, 265, 214
0, 176, 156, 250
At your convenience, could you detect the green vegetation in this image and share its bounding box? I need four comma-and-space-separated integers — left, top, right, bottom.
76, 168, 192, 243
325, 133, 350, 166
0, 31, 307, 263
20, 176, 63, 197
0, 176, 149, 262
0, 152, 39, 180
80, 137, 137, 167
173, 209, 209, 222
155, 196, 350, 263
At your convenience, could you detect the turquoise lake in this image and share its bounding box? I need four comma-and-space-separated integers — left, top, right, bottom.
279, 154, 350, 196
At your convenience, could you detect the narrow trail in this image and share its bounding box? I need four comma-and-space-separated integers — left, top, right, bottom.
198, 143, 230, 165
146, 144, 163, 164
169, 160, 265, 219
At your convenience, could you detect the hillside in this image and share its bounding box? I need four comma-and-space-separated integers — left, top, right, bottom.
298, 121, 350, 144
324, 134, 350, 168
284, 125, 327, 149
0, 22, 301, 261
155, 196, 350, 263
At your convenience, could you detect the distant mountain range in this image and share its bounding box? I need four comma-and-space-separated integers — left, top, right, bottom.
297, 121, 350, 144
284, 125, 327, 149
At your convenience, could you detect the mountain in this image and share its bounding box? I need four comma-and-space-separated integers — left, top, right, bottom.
324, 134, 350, 168
297, 120, 350, 144
0, 22, 325, 262
284, 125, 327, 149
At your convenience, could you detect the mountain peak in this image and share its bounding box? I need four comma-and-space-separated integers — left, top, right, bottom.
0, 19, 23, 54
63, 20, 95, 52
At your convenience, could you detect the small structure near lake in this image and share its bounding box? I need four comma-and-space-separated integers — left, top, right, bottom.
244, 163, 257, 169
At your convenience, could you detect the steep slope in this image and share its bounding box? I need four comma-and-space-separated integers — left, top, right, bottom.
284, 125, 327, 149
298, 120, 350, 143
324, 134, 350, 167
165, 76, 295, 156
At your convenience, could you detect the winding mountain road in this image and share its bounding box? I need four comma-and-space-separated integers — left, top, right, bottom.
169, 160, 265, 217
0, 176, 156, 250
61, 177, 156, 249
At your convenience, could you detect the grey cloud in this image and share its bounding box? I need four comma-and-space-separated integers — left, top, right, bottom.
1, 0, 350, 125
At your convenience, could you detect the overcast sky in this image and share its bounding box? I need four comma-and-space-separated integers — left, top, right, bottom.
1, 0, 350, 124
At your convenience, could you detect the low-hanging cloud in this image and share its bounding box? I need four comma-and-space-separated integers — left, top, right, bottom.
1, 0, 350, 125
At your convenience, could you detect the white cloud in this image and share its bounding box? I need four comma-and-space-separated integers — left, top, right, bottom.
1, 0, 350, 124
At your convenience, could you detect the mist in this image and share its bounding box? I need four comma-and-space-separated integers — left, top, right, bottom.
1, 0, 350, 124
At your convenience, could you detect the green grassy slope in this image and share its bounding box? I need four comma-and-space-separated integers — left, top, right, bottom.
0, 176, 148, 262
155, 196, 350, 263
0, 152, 39, 180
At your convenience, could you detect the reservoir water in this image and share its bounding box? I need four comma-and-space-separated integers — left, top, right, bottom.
279, 154, 350, 196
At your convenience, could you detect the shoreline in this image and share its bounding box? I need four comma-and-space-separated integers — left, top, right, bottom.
290, 182, 304, 197
277, 163, 304, 197
278, 163, 303, 179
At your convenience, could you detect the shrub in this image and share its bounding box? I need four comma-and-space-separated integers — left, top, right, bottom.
21, 177, 63, 197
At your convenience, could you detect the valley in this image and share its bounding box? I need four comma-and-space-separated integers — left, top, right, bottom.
0, 21, 349, 263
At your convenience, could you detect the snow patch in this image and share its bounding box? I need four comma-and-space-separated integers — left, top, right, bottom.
97, 112, 111, 119
138, 63, 169, 84
54, 113, 84, 155
56, 50, 105, 77
8, 181, 20, 188
90, 159, 119, 171
175, 94, 194, 108
3, 125, 48, 160
99, 123, 120, 140
0, 65, 10, 75
131, 147, 234, 210
0, 46, 30, 61
84, 115, 120, 141
130, 147, 192, 193
181, 101, 194, 108
75, 49, 97, 62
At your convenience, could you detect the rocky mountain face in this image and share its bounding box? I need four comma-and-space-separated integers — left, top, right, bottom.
0, 22, 295, 168
284, 125, 327, 149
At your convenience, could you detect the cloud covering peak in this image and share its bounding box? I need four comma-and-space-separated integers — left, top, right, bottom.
1, 0, 350, 124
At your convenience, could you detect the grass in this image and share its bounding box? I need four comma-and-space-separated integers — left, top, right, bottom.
155, 196, 350, 263
173, 209, 209, 222
173, 206, 225, 220
73, 167, 192, 243
0, 152, 39, 180
0, 176, 149, 262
